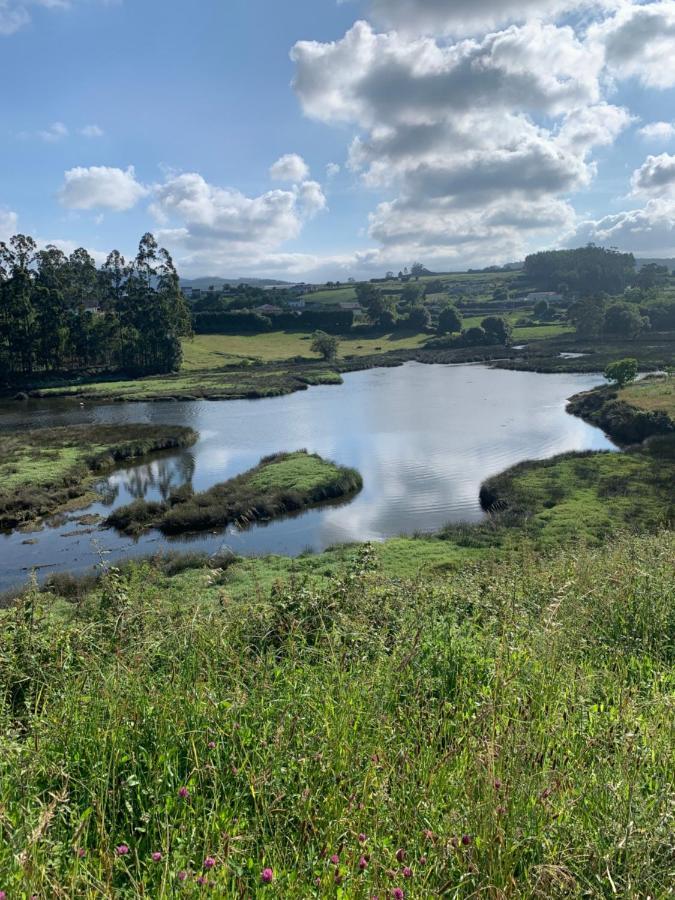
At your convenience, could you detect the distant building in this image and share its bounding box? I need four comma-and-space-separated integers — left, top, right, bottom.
255, 304, 283, 316
339, 302, 363, 312
289, 283, 317, 296
82, 298, 102, 314
527, 291, 563, 303
288, 299, 306, 309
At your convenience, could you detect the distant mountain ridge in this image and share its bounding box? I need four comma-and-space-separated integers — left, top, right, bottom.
180, 256, 675, 289
180, 276, 292, 289
635, 257, 675, 272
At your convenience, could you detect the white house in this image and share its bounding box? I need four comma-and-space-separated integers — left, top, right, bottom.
527, 292, 563, 304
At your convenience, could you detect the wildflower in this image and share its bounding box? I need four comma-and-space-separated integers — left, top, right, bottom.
419, 856, 427, 866
396, 848, 406, 862
177, 871, 188, 882
315, 877, 322, 887
330, 854, 340, 865
152, 851, 163, 862
334, 870, 342, 885
392, 889, 404, 899
261, 867, 274, 884
0, 892, 6, 900
358, 832, 367, 843
203, 856, 216, 870
178, 786, 190, 799
497, 805, 507, 815
423, 828, 434, 842
116, 844, 130, 856
76, 847, 86, 858
359, 855, 368, 870
196, 876, 207, 886
402, 866, 412, 878
461, 835, 472, 846
208, 741, 216, 750
494, 779, 502, 790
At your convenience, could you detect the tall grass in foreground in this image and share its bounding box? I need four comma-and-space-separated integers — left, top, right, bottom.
0, 534, 673, 897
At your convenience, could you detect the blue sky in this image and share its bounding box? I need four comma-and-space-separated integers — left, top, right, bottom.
2, 0, 675, 280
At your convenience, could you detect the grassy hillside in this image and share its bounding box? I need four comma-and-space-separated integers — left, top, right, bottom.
181, 332, 428, 368
0, 532, 672, 897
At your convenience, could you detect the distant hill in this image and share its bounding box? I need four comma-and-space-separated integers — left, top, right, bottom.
180, 276, 292, 289
635, 257, 675, 272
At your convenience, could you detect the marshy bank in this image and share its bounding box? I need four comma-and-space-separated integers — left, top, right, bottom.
6, 330, 673, 405
105, 450, 363, 536
0, 365, 616, 591
0, 424, 197, 531
567, 375, 675, 445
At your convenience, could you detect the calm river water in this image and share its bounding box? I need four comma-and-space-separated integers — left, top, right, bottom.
0, 363, 615, 591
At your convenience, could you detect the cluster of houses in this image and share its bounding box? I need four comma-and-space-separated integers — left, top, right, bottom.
253, 299, 365, 317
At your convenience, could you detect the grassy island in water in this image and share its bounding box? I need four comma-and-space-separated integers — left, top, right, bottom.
0, 424, 197, 531
106, 450, 363, 536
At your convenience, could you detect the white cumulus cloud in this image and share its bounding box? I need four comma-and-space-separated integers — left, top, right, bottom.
150, 170, 327, 275
570, 198, 675, 254
269, 153, 310, 182
638, 121, 675, 142
591, 1, 675, 89
291, 17, 632, 267
368, 0, 621, 35
58, 165, 148, 211
631, 153, 675, 198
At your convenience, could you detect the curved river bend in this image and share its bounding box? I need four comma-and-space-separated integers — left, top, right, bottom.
0, 363, 614, 591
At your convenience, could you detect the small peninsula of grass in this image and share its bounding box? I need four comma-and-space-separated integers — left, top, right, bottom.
106, 450, 363, 536
0, 424, 198, 531
567, 375, 675, 445
478, 438, 674, 549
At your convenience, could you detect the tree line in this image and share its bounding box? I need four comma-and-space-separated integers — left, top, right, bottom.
0, 233, 191, 380
192, 308, 354, 335
524, 246, 636, 296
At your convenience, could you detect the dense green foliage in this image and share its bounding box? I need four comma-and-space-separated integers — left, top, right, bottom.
310, 331, 340, 361
192, 309, 354, 335
106, 451, 363, 536
0, 233, 191, 379
0, 532, 672, 896
437, 305, 463, 334
604, 358, 638, 387
0, 425, 197, 530
524, 246, 636, 295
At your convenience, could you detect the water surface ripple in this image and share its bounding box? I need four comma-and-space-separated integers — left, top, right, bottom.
0, 363, 614, 591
